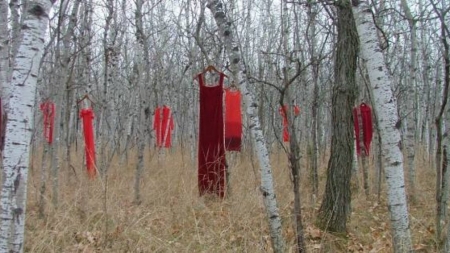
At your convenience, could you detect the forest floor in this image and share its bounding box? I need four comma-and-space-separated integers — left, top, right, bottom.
24, 146, 438, 252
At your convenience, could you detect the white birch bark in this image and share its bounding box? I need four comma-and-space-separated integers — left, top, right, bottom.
206, 1, 286, 252
352, 1, 413, 252
0, 1, 54, 252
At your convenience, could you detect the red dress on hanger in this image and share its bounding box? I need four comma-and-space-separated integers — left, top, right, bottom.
197, 72, 227, 198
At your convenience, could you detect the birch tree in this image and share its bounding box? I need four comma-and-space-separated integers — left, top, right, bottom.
352, 0, 413, 252
206, 1, 286, 252
0, 1, 55, 252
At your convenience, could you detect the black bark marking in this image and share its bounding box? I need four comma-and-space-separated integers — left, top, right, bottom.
395, 119, 402, 129
351, 0, 360, 7
13, 171, 21, 194
13, 207, 23, 224
28, 4, 47, 19
214, 12, 225, 19
391, 161, 401, 166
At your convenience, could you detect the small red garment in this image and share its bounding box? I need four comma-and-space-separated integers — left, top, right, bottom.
279, 105, 300, 142
353, 103, 373, 156
80, 108, 96, 178
224, 88, 242, 151
197, 72, 227, 198
154, 105, 174, 148
40, 101, 55, 144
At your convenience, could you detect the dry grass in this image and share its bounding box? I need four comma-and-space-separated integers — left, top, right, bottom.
24, 146, 438, 252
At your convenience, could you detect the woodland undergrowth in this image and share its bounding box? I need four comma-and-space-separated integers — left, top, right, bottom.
24, 146, 437, 252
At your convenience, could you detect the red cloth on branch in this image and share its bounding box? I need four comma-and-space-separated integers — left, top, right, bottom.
224, 88, 242, 151
80, 108, 96, 179
40, 101, 55, 144
279, 105, 300, 142
353, 103, 373, 156
197, 72, 227, 198
154, 105, 174, 148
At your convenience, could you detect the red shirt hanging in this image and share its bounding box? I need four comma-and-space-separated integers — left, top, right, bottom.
197, 72, 227, 198
79, 108, 96, 178
224, 88, 242, 151
154, 105, 174, 148
353, 103, 373, 156
40, 101, 55, 144
279, 105, 300, 142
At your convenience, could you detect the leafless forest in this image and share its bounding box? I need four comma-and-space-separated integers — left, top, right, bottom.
0, 0, 449, 252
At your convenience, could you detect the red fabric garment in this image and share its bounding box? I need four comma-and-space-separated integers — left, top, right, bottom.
353, 103, 373, 156
79, 108, 96, 178
224, 88, 242, 151
279, 105, 300, 142
197, 72, 227, 198
153, 105, 174, 148
40, 101, 55, 144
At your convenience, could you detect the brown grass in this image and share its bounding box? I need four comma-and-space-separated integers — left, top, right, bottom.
24, 146, 438, 252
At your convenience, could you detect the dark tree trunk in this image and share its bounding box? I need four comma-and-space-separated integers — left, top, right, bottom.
317, 0, 359, 233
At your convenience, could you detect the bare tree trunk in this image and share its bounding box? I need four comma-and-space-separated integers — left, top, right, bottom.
9, 0, 22, 61
400, 0, 418, 203
317, 0, 358, 233
0, 1, 54, 252
431, 0, 450, 245
206, 1, 286, 252
352, 1, 413, 251
307, 1, 320, 202
62, 0, 81, 183
280, 3, 306, 252
0, 0, 9, 97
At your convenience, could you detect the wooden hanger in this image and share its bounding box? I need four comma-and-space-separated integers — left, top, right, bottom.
193, 65, 229, 81
77, 94, 95, 105
203, 65, 228, 77
229, 81, 238, 90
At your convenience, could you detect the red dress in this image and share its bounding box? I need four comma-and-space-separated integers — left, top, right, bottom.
224, 88, 242, 151
154, 105, 174, 148
197, 73, 227, 198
